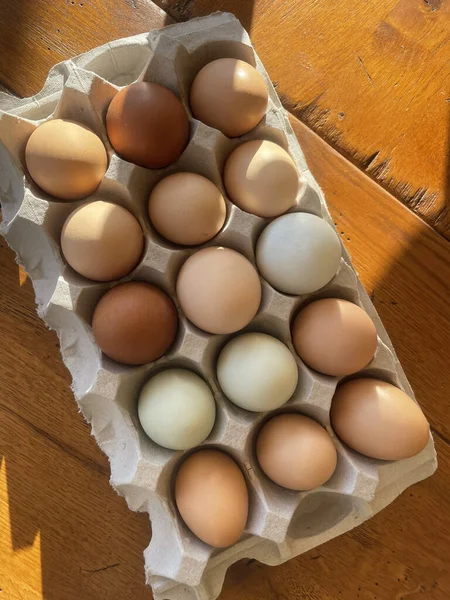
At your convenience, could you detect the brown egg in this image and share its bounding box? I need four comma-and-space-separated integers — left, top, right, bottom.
148, 172, 226, 245
224, 140, 299, 217
175, 449, 248, 547
25, 119, 107, 200
92, 281, 177, 365
330, 378, 430, 460
190, 58, 268, 137
176, 247, 261, 334
106, 82, 189, 169
292, 298, 378, 376
256, 413, 337, 490
61, 201, 144, 282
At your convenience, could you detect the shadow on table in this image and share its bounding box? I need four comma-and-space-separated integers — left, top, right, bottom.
0, 0, 30, 94
163, 1, 256, 31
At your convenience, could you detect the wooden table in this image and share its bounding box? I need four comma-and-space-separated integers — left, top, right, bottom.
0, 2, 449, 599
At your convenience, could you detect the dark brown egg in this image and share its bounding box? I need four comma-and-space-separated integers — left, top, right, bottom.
106, 82, 189, 169
92, 281, 178, 365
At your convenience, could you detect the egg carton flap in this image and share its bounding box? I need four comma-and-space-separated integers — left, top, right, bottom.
0, 11, 437, 600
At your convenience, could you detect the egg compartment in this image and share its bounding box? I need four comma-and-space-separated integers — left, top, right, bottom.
0, 12, 437, 600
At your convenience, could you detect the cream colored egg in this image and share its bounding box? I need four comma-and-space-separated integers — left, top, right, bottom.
190, 58, 268, 137
217, 333, 298, 412
256, 213, 341, 295
224, 140, 299, 217
61, 201, 144, 282
138, 369, 216, 450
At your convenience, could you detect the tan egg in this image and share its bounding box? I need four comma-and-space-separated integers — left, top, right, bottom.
256, 413, 337, 491
25, 119, 107, 200
149, 172, 226, 245
330, 378, 430, 460
61, 201, 144, 282
190, 58, 268, 137
224, 140, 299, 217
92, 281, 178, 365
175, 449, 248, 547
292, 298, 378, 376
176, 246, 261, 334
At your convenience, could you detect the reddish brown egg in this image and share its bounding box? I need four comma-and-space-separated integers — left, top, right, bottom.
106, 82, 189, 169
92, 281, 178, 365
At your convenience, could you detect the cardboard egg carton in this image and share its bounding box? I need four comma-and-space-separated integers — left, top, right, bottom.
0, 12, 437, 600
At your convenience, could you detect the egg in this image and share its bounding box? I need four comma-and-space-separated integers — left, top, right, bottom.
224, 140, 299, 217
330, 378, 430, 460
190, 58, 268, 137
175, 449, 248, 547
92, 281, 177, 365
256, 213, 341, 295
138, 369, 216, 450
148, 172, 226, 245
256, 413, 337, 490
292, 298, 378, 376
106, 82, 189, 169
176, 247, 261, 334
61, 201, 144, 281
25, 119, 107, 200
217, 333, 298, 412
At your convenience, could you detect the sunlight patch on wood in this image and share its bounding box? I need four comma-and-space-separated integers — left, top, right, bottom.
19, 265, 28, 286
0, 458, 43, 597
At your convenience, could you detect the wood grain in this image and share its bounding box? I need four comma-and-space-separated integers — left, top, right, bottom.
0, 1, 449, 599
1, 113, 449, 598
0, 0, 172, 95
157, 0, 450, 238
1, 1, 448, 235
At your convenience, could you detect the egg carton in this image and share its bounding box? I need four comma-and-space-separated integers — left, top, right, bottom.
0, 12, 437, 600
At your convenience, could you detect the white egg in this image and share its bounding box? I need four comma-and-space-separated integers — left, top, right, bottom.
217, 333, 298, 412
255, 212, 342, 295
138, 369, 216, 450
